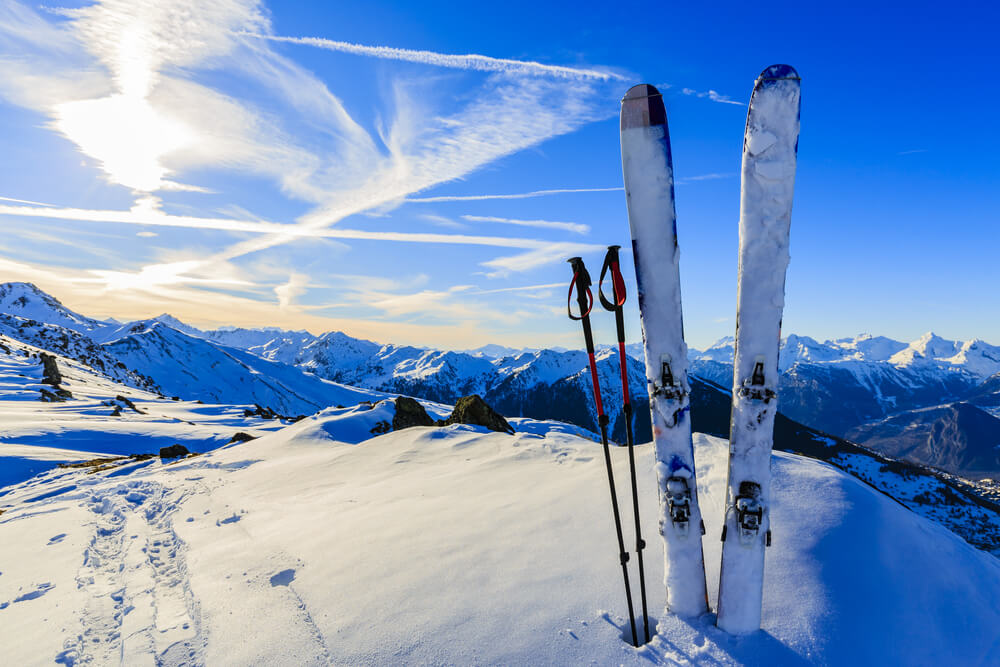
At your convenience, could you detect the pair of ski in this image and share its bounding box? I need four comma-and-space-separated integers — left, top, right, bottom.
624, 64, 801, 635
571, 64, 800, 639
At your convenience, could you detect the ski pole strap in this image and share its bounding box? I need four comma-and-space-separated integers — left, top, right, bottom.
567, 258, 594, 321
598, 245, 627, 311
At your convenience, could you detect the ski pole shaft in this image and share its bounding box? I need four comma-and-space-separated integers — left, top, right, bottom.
599, 246, 649, 644
567, 256, 638, 647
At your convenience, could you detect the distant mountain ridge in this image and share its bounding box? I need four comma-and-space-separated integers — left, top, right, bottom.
2, 281, 999, 478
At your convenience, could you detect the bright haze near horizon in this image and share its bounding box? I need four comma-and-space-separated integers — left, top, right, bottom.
0, 1, 996, 351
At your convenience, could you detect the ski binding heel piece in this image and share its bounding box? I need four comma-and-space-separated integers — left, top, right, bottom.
734, 481, 764, 544
665, 476, 692, 536
652, 354, 686, 401
738, 355, 776, 403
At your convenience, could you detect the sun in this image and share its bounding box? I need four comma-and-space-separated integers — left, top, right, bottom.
53, 93, 195, 193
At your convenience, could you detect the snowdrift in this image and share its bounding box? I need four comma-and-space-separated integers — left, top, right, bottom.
1, 404, 998, 665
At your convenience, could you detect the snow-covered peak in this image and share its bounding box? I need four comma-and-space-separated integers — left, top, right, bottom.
828, 333, 908, 362
694, 336, 735, 362
0, 282, 107, 335
943, 339, 1000, 379
151, 313, 206, 339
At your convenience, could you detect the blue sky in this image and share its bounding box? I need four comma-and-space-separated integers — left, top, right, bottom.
0, 1, 996, 350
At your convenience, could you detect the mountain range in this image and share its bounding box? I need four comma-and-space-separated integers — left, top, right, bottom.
2, 281, 999, 481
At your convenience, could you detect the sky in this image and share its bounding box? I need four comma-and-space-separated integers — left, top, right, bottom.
0, 1, 997, 351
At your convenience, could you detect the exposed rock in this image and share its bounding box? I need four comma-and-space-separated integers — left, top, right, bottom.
39, 387, 71, 402
159, 444, 190, 459
441, 395, 514, 434
39, 352, 62, 386
392, 396, 434, 431
228, 432, 257, 444
370, 420, 391, 435
115, 394, 144, 413
242, 404, 305, 421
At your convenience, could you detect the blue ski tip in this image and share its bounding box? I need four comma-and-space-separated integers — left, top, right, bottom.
757, 64, 800, 84
621, 84, 666, 130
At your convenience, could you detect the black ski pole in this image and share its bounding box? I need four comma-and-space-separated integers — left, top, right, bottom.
567, 256, 638, 648
598, 245, 649, 644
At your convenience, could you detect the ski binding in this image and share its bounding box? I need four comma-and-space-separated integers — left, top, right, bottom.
653, 354, 686, 401
738, 354, 776, 403
665, 475, 693, 536
734, 481, 763, 544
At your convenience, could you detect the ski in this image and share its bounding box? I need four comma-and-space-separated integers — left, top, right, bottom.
716, 64, 802, 635
619, 84, 708, 618
566, 257, 639, 647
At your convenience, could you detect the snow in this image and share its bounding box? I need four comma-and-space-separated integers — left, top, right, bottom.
0, 335, 303, 489
1, 410, 998, 665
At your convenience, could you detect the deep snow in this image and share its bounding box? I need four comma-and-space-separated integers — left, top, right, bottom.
1, 404, 998, 665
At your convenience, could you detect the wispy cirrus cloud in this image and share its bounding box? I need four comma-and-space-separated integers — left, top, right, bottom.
0, 202, 573, 250
245, 33, 624, 81
0, 0, 624, 335
462, 215, 589, 235
680, 87, 744, 106
406, 186, 622, 203
480, 242, 604, 278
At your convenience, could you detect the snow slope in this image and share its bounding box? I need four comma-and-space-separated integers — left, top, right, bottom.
1, 408, 997, 665
0, 335, 310, 489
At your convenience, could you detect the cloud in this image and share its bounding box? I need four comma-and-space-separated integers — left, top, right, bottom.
897, 149, 927, 156
676, 172, 735, 184
0, 195, 55, 206
481, 242, 604, 278
462, 215, 589, 235
246, 33, 624, 81
680, 87, 744, 106
275, 272, 309, 309
1, 1, 624, 326
418, 213, 466, 230
406, 186, 622, 203
0, 254, 518, 347
136, 231, 158, 237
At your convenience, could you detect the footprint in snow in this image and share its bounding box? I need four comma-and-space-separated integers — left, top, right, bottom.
13, 582, 55, 603
47, 533, 67, 545
269, 569, 296, 587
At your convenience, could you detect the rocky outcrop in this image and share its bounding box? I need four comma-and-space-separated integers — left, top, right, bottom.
441, 395, 514, 434
392, 396, 434, 430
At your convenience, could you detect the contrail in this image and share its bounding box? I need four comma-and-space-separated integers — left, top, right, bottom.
244, 33, 625, 81
462, 215, 589, 235
407, 187, 623, 203
0, 203, 586, 250
0, 195, 55, 207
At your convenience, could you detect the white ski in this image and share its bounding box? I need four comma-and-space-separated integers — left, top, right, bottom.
620, 84, 709, 618
717, 64, 802, 635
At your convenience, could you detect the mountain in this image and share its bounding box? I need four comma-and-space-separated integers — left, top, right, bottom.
102, 321, 377, 415
0, 313, 157, 391
2, 282, 999, 483
0, 282, 110, 336
846, 403, 1000, 479
1, 409, 998, 664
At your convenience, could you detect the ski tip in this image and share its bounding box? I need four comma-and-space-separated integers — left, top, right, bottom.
756, 64, 800, 86
620, 84, 666, 130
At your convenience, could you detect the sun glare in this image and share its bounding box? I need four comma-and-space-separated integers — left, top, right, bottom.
54, 93, 194, 192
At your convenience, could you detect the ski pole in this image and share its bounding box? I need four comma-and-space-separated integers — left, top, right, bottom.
598, 245, 649, 644
567, 256, 638, 648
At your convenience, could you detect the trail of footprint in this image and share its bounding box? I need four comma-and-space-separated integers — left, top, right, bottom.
69, 480, 206, 666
